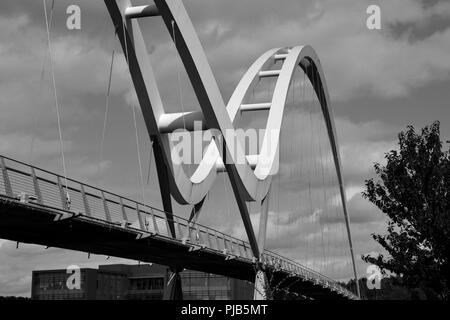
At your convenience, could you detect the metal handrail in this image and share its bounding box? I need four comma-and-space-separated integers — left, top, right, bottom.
0, 154, 357, 299
0, 155, 248, 250
261, 250, 356, 298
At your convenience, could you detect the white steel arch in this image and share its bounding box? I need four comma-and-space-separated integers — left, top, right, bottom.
104, 1, 359, 296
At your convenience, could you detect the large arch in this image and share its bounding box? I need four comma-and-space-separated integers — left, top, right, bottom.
104, 1, 359, 296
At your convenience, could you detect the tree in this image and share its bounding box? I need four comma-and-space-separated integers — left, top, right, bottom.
362, 121, 450, 300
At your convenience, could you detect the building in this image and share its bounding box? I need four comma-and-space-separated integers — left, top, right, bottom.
31, 263, 253, 300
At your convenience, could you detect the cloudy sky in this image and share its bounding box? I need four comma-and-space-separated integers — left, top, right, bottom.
1, 0, 450, 296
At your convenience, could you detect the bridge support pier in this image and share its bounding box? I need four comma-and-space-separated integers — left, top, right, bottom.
163, 268, 183, 300
254, 269, 271, 300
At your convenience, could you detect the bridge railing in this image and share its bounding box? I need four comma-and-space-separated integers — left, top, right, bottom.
0, 155, 253, 260
0, 154, 356, 299
261, 251, 356, 299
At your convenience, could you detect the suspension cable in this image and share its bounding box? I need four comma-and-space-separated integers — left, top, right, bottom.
172, 19, 191, 179
98, 48, 115, 186
172, 20, 187, 130
222, 151, 231, 227
39, 0, 55, 87
146, 140, 154, 185
33, 0, 55, 163
121, 18, 143, 204
43, 0, 69, 199
133, 105, 146, 205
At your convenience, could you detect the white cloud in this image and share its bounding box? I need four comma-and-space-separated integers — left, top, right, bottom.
183, 0, 450, 101
0, 0, 445, 290
0, 133, 73, 159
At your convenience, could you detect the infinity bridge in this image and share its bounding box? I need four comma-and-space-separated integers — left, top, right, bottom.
0, 155, 355, 299
0, 0, 360, 300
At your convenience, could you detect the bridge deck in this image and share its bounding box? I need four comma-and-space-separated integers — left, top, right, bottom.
0, 155, 356, 300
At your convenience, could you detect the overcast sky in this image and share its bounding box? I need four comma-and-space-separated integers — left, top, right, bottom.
1, 0, 450, 296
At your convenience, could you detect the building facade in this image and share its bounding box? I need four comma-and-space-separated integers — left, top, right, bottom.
31, 264, 253, 300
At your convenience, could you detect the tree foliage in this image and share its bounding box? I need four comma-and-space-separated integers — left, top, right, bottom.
362, 121, 450, 299
343, 277, 428, 300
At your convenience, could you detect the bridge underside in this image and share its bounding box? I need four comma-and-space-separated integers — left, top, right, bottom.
0, 196, 347, 300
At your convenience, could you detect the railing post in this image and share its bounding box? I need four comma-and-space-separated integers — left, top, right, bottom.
223, 235, 228, 253
119, 197, 127, 222
242, 244, 250, 259
184, 223, 191, 243
229, 238, 235, 255
30, 168, 43, 205
249, 245, 254, 259
80, 184, 91, 217
205, 230, 212, 249
0, 157, 13, 197
236, 241, 244, 257
195, 224, 201, 244
57, 176, 69, 210
164, 214, 172, 238
101, 191, 111, 222
242, 244, 248, 259
150, 208, 159, 234
214, 230, 221, 251
174, 217, 182, 240
136, 203, 146, 231
187, 223, 194, 243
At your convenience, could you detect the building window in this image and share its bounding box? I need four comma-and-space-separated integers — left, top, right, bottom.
129, 277, 164, 291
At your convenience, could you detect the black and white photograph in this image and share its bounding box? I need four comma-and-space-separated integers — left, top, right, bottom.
0, 0, 449, 312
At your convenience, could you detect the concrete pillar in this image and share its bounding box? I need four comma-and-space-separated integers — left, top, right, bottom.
163, 268, 183, 300
254, 269, 271, 300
